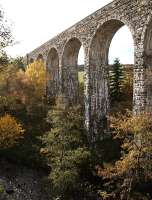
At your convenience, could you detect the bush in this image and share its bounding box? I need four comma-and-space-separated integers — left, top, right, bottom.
0, 114, 24, 149
41, 100, 91, 200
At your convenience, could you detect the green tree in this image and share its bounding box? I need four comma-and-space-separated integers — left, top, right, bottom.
0, 51, 10, 67
0, 6, 12, 51
109, 58, 124, 103
0, 6, 13, 72
41, 99, 91, 200
10, 56, 25, 70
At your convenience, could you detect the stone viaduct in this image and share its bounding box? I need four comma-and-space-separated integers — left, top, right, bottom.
26, 0, 152, 141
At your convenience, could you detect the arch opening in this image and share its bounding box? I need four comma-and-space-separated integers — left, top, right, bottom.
89, 19, 134, 136
46, 48, 59, 98
109, 26, 134, 65
30, 58, 34, 63
62, 38, 85, 104
37, 54, 44, 61
108, 25, 134, 114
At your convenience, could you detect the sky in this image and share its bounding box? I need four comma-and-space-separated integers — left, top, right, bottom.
0, 0, 134, 64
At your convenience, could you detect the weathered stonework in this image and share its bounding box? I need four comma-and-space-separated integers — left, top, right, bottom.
26, 0, 152, 140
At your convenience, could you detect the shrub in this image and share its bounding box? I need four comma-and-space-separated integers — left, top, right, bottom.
41, 101, 91, 200
0, 114, 24, 149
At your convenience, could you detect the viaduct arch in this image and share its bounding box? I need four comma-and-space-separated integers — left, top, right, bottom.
26, 0, 152, 141
46, 48, 59, 97
62, 37, 83, 103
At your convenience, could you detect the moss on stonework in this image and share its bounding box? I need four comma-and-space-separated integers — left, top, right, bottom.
0, 183, 5, 193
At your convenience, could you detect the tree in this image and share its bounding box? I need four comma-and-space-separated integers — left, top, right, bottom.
109, 58, 124, 103
10, 56, 25, 70
0, 6, 12, 51
97, 111, 152, 199
0, 63, 18, 94
25, 60, 46, 101
0, 51, 10, 67
0, 114, 24, 149
41, 99, 91, 200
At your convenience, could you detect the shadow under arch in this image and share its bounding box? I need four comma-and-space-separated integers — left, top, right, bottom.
144, 18, 152, 68
144, 17, 152, 112
37, 54, 44, 61
46, 47, 59, 97
30, 58, 34, 63
89, 19, 135, 138
61, 37, 85, 103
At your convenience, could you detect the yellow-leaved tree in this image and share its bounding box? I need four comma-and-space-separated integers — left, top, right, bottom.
97, 111, 152, 199
25, 59, 46, 100
0, 114, 24, 149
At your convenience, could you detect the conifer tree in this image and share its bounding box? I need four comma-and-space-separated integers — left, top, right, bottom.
109, 58, 124, 103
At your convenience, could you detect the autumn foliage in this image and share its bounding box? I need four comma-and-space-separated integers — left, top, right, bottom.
0, 114, 24, 149
111, 112, 152, 179
97, 111, 152, 199
25, 59, 46, 100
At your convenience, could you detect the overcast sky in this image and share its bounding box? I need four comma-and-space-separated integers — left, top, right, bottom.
0, 0, 134, 64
